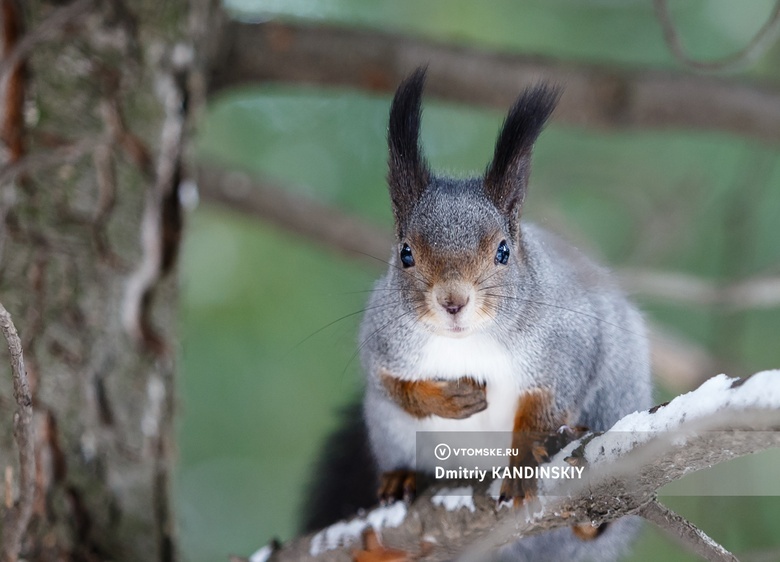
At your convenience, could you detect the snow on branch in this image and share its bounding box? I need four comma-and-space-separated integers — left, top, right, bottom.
242, 371, 780, 562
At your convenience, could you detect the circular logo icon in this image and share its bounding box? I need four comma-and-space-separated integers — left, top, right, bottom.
434, 443, 451, 460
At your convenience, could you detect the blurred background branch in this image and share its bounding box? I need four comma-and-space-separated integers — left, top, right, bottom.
196, 163, 770, 393
211, 20, 780, 144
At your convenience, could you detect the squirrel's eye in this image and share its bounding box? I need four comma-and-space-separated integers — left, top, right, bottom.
495, 240, 510, 265
400, 243, 415, 268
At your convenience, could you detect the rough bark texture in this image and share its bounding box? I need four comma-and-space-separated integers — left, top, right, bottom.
0, 0, 214, 559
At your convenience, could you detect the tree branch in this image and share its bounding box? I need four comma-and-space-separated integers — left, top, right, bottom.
639, 500, 738, 562
0, 302, 35, 562
243, 371, 780, 561
209, 20, 780, 145
196, 164, 780, 314
196, 164, 391, 264
619, 268, 780, 310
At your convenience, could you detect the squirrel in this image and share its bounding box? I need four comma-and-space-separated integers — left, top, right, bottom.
302, 68, 652, 562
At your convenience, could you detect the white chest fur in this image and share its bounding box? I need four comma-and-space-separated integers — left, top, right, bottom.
412, 333, 525, 432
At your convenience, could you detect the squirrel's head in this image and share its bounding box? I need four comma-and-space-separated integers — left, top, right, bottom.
386, 67, 559, 337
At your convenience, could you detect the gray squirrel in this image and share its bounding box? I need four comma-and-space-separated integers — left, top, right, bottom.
302, 68, 652, 561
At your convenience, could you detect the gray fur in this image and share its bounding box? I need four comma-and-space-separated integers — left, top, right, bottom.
498, 517, 644, 562
359, 73, 652, 561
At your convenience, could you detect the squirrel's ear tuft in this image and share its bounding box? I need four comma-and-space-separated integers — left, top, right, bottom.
485, 83, 561, 237
388, 67, 430, 237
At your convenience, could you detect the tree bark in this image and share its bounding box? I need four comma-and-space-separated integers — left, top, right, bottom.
0, 0, 213, 559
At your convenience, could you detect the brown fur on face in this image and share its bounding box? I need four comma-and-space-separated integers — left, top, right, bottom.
400, 230, 510, 334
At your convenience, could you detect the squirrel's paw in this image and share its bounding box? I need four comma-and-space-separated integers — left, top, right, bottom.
378, 469, 416, 505
380, 372, 487, 419
497, 466, 537, 507
430, 378, 487, 419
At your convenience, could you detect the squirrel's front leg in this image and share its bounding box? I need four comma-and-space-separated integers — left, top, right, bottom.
499, 389, 603, 541
499, 387, 567, 505
377, 369, 487, 504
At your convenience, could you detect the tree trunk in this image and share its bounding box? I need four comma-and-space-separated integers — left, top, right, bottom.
0, 0, 213, 559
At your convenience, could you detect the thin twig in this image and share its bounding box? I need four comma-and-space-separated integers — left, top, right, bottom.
653, 0, 780, 73
640, 500, 739, 562
0, 302, 35, 562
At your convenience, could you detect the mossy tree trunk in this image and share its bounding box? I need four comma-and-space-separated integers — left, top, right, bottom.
0, 1, 215, 559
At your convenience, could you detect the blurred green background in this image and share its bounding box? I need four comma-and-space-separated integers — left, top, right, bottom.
176, 1, 780, 560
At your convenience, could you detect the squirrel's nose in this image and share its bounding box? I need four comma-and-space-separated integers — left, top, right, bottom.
439, 294, 469, 315
445, 302, 464, 315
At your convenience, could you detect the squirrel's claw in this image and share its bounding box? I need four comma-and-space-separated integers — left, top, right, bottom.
378, 469, 416, 505
497, 472, 536, 508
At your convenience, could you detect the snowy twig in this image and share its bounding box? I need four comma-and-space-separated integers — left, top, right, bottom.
248, 371, 780, 561
0, 302, 35, 562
